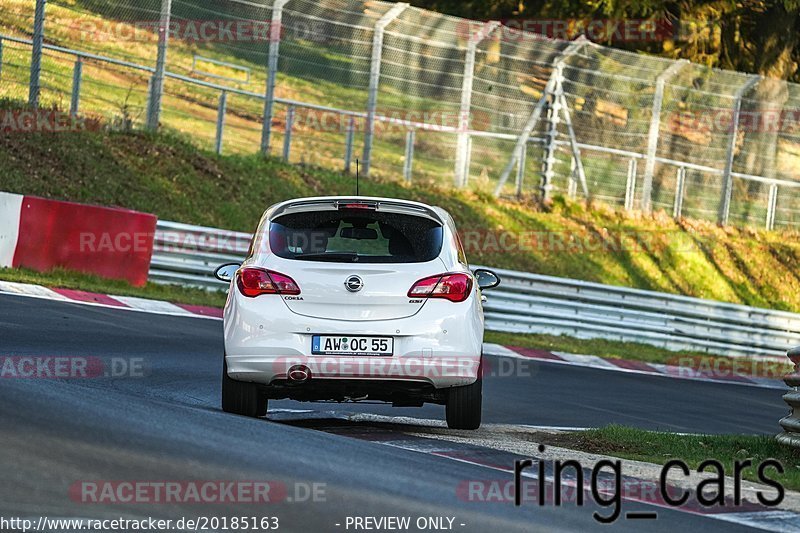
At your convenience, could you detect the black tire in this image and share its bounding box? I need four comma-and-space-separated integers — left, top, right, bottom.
222, 356, 267, 418
446, 376, 482, 430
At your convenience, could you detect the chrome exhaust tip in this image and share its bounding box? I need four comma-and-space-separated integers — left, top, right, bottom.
287, 365, 311, 383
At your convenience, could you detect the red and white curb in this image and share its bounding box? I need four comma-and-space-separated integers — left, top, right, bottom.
0, 280, 787, 389
483, 344, 786, 390
0, 280, 222, 320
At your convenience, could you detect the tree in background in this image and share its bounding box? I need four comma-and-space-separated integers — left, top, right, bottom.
408, 0, 799, 82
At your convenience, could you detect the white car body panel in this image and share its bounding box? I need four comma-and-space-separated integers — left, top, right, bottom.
223, 196, 485, 390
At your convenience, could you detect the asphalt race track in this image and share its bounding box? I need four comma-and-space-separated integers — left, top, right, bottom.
0, 293, 788, 531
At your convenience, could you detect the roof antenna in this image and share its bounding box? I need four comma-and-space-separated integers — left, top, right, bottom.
355, 158, 360, 196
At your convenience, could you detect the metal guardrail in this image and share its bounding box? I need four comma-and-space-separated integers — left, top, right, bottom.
149, 220, 250, 289
150, 220, 800, 359
778, 346, 800, 447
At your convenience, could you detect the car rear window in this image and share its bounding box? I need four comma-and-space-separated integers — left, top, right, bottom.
269, 211, 443, 263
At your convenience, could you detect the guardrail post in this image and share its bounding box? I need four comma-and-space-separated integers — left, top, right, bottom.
778, 347, 800, 448
641, 60, 685, 213
624, 158, 637, 211
69, 56, 83, 117
344, 116, 355, 173
403, 129, 415, 182
766, 183, 778, 231
282, 105, 295, 162
29, 0, 46, 108
515, 144, 527, 197
261, 0, 289, 154
454, 21, 499, 188
719, 75, 759, 225
673, 166, 686, 218
146, 0, 172, 131
215, 90, 227, 155
362, 3, 408, 178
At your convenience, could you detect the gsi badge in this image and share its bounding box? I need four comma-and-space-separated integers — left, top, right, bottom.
345, 276, 364, 293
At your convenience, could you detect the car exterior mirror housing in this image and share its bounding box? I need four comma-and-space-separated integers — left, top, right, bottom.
214, 263, 240, 283
474, 269, 501, 291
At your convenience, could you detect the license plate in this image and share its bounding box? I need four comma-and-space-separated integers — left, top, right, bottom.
312, 335, 393, 356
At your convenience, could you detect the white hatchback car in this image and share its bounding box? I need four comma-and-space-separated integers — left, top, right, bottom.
214, 196, 500, 429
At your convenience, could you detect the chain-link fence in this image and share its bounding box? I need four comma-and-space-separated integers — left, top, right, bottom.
2, 0, 800, 229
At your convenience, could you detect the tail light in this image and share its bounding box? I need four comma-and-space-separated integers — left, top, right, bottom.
237, 267, 301, 298
408, 273, 473, 303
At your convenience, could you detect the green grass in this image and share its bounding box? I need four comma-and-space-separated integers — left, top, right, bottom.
536, 425, 800, 491
0, 267, 227, 308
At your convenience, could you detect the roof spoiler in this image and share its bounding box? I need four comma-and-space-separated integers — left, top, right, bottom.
271, 199, 443, 224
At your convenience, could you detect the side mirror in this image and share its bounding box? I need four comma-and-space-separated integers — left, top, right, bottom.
474, 269, 501, 291
214, 263, 240, 283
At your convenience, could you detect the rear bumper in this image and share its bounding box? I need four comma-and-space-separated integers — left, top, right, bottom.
223, 292, 484, 389
259, 379, 448, 405
226, 353, 480, 388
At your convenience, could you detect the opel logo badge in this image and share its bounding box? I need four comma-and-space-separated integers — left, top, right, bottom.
345, 275, 364, 293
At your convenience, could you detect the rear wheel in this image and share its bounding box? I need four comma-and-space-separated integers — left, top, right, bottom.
446, 376, 482, 430
222, 356, 267, 418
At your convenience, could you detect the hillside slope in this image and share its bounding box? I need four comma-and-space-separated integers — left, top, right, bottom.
1, 119, 799, 313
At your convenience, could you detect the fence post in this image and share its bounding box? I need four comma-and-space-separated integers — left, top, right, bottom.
283, 105, 295, 162
403, 129, 415, 182
624, 158, 637, 211
146, 0, 172, 131
641, 60, 685, 213
0, 37, 4, 81
463, 134, 473, 184
568, 156, 578, 198
719, 75, 760, 225
454, 21, 499, 188
541, 63, 564, 200
69, 56, 83, 117
766, 183, 778, 231
29, 0, 47, 108
515, 144, 527, 197
362, 3, 408, 178
344, 116, 355, 172
215, 90, 228, 155
261, 0, 289, 154
673, 166, 686, 218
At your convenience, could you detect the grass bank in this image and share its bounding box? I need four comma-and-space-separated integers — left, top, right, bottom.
535, 425, 800, 491
1, 113, 799, 314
